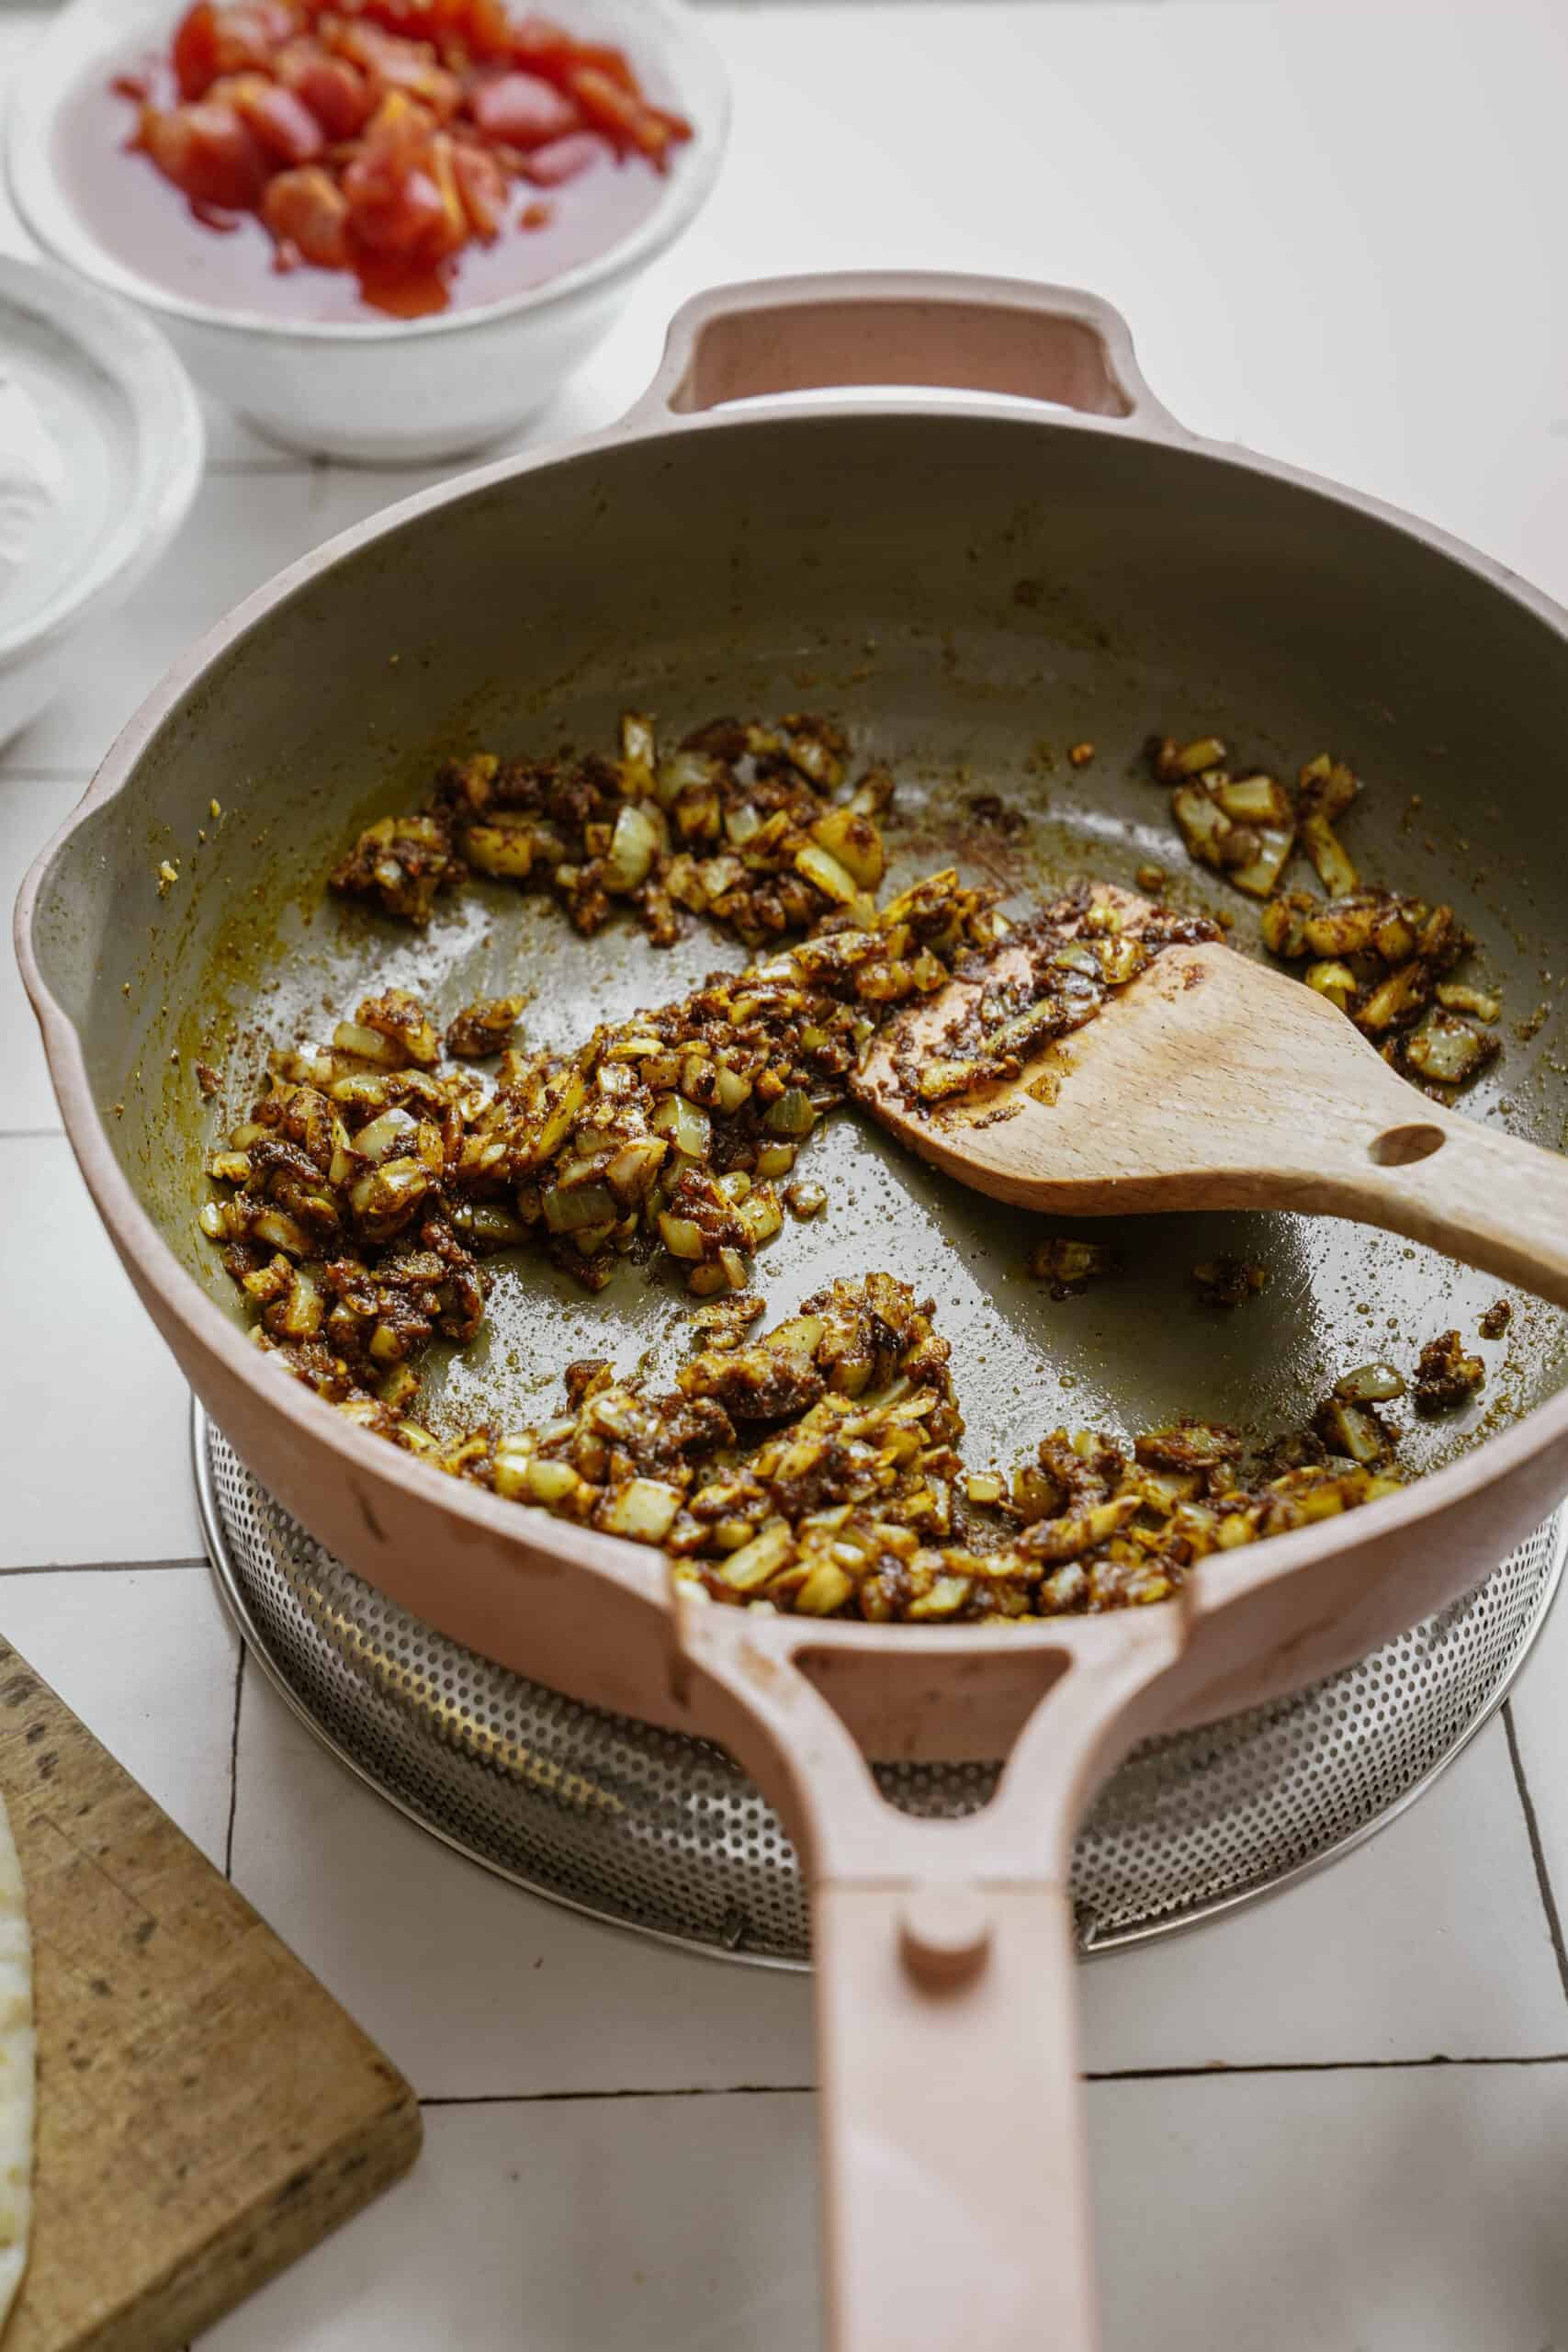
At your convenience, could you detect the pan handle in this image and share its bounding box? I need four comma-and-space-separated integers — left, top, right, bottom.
812, 1877, 1095, 2350
618, 270, 1191, 440
675, 1600, 1186, 2352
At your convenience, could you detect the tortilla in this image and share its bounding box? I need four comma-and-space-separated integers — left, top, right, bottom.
0, 1795, 34, 2330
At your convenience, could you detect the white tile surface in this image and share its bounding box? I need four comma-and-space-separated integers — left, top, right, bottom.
199, 2065, 1568, 2352
3, 0, 1568, 2344
1088, 2065, 1568, 2352
229, 1664, 816, 2098
198, 391, 306, 475
0, 1566, 238, 1866
1498, 1588, 1568, 1983
202, 2092, 819, 2352
0, 772, 83, 1133
1080, 1716, 1568, 2067
0, 1136, 204, 1566
231, 1654, 1564, 2102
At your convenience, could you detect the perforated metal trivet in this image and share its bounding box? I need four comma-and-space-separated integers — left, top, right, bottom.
195, 1405, 1562, 1965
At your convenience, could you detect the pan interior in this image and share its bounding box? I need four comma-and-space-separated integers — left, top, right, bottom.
32, 408, 1568, 1486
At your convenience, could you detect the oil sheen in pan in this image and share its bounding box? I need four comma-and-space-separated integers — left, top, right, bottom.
141, 650, 1566, 1500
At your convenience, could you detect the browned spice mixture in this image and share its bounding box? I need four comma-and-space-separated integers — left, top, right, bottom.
886, 887, 1221, 1109
1028, 1238, 1121, 1298
965, 791, 1028, 840
1191, 1256, 1269, 1309
197, 710, 1479, 1623
1479, 1298, 1513, 1340
243, 1266, 1408, 1621
445, 994, 526, 1059
330, 712, 894, 950
1413, 1329, 1486, 1414
200, 860, 1008, 1421
686, 1293, 766, 1350
1150, 734, 1501, 1093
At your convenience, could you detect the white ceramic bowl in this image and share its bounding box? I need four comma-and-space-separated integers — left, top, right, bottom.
6, 0, 729, 465
0, 253, 202, 746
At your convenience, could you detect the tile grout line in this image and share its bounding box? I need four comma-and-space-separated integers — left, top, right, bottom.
0, 1130, 66, 1145
206, 460, 311, 478
421, 2086, 815, 2109
1085, 2052, 1568, 2079
1502, 1697, 1568, 2003
415, 2052, 1568, 2109
222, 1645, 247, 1882
0, 1558, 209, 1577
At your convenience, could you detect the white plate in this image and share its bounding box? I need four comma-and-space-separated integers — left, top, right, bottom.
0, 252, 202, 746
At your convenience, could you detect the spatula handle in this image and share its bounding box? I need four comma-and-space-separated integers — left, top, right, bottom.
817, 1878, 1097, 2352
1343, 1102, 1568, 1311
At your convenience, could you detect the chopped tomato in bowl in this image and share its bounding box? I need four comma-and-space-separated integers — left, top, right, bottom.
6, 0, 727, 457
120, 0, 693, 318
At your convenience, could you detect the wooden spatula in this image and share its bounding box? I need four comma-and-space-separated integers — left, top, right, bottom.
852, 892, 1568, 1310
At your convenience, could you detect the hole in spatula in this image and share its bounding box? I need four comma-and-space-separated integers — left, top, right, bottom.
1369, 1122, 1447, 1167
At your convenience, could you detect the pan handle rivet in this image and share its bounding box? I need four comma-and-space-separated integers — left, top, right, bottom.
897, 1890, 992, 1987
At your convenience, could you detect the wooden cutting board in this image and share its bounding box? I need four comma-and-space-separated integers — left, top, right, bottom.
0, 1638, 422, 2351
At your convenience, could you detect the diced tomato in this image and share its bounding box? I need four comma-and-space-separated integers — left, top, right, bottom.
245, 3, 297, 45
170, 2, 220, 98
464, 0, 514, 62
423, 131, 469, 256
452, 140, 508, 239
518, 129, 607, 186
354, 254, 450, 317
344, 153, 447, 254
505, 13, 575, 76
169, 0, 296, 97
568, 41, 637, 95
343, 102, 464, 262
276, 41, 376, 140
262, 164, 351, 266
360, 85, 440, 148
328, 22, 385, 70
344, 0, 464, 40
468, 70, 577, 148
225, 77, 327, 165
141, 99, 270, 209
352, 0, 502, 52
119, 0, 687, 306
567, 66, 674, 163
333, 21, 462, 117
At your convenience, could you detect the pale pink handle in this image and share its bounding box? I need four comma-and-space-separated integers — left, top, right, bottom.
817, 1879, 1096, 2351
674, 1602, 1190, 2352
618, 271, 1189, 439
